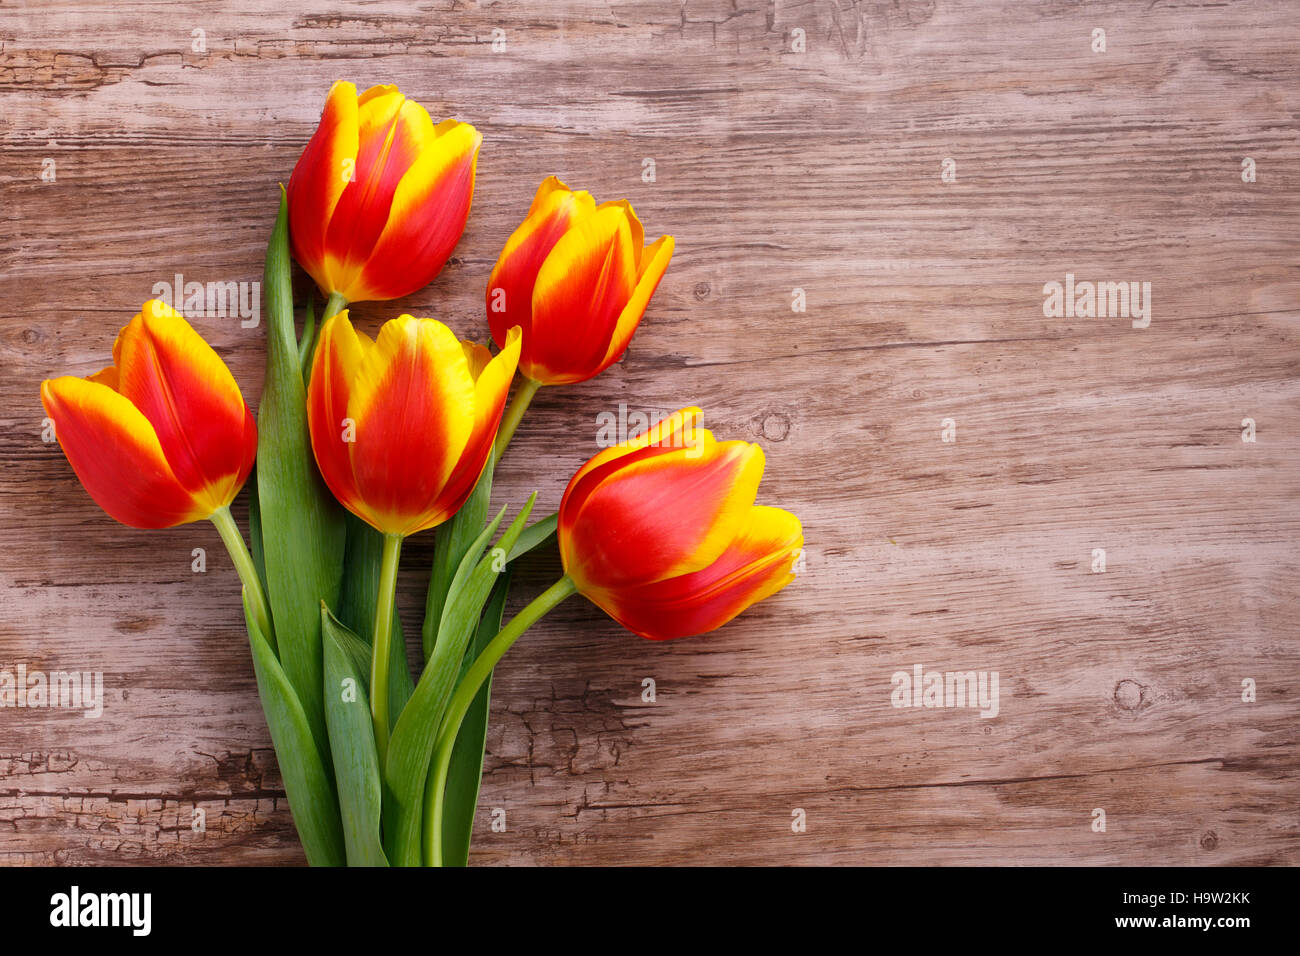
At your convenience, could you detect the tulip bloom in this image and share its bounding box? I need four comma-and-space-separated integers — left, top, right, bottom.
40, 300, 258, 530
306, 311, 519, 757
287, 81, 482, 306
40, 300, 272, 643
426, 408, 800, 859
486, 177, 674, 387
559, 407, 801, 640
306, 313, 520, 537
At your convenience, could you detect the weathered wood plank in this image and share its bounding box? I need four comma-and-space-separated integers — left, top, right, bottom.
1, 0, 1297, 865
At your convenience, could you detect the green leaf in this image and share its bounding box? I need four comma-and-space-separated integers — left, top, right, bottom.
385, 494, 535, 865
424, 454, 494, 661
242, 591, 345, 867
327, 599, 373, 686
246, 473, 268, 593
298, 290, 317, 382
256, 189, 346, 760
438, 566, 511, 867
383, 504, 502, 865
322, 605, 388, 867
339, 513, 414, 730
506, 511, 557, 563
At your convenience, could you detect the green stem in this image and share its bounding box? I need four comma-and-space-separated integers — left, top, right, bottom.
423, 574, 577, 866
323, 290, 348, 322
492, 377, 541, 461
372, 532, 403, 768
210, 505, 275, 653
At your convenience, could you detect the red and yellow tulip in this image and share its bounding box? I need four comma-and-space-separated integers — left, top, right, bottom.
486, 176, 674, 386
40, 300, 258, 529
306, 313, 521, 536
557, 407, 802, 640
287, 81, 482, 304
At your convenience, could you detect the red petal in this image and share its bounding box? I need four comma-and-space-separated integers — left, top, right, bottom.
347, 120, 481, 302
344, 316, 476, 535
561, 434, 765, 590
113, 301, 256, 510
40, 376, 211, 528
321, 88, 435, 297
307, 312, 371, 523
486, 177, 595, 360
524, 205, 638, 384
287, 81, 360, 294
586, 506, 802, 640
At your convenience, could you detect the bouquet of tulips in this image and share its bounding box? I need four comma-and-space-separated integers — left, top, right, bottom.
39, 83, 802, 866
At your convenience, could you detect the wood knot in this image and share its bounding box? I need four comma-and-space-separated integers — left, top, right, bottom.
1113, 679, 1144, 711
21, 328, 42, 345
758, 411, 791, 442
693, 281, 711, 300
1200, 830, 1219, 850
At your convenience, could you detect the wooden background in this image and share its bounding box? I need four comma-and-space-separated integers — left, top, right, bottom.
1, 0, 1297, 866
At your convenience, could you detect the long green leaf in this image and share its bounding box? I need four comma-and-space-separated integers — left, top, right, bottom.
506, 511, 557, 563
339, 513, 414, 730
383, 505, 502, 864
322, 606, 388, 866
385, 494, 535, 865
246, 474, 268, 592
438, 566, 510, 867
242, 591, 345, 867
423, 454, 494, 660
298, 291, 317, 382
256, 189, 345, 759
329, 602, 374, 683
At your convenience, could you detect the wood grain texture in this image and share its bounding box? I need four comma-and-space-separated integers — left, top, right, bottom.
1, 0, 1297, 865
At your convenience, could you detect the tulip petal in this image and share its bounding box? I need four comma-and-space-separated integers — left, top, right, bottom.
345, 316, 476, 535
323, 89, 439, 297
460, 340, 493, 380
113, 300, 257, 511
562, 436, 766, 590
87, 365, 118, 390
288, 81, 360, 295
347, 120, 481, 302
585, 506, 802, 640
559, 406, 703, 528
525, 204, 638, 384
467, 327, 522, 438
596, 199, 645, 266
528, 175, 579, 216
307, 312, 373, 523
597, 234, 674, 374
420, 326, 522, 530
486, 177, 596, 354
40, 376, 211, 528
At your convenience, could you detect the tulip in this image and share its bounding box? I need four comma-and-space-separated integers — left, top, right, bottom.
306, 313, 520, 537
423, 407, 799, 863
40, 299, 271, 641
305, 311, 520, 758
287, 81, 482, 312
558, 407, 801, 639
485, 176, 675, 454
